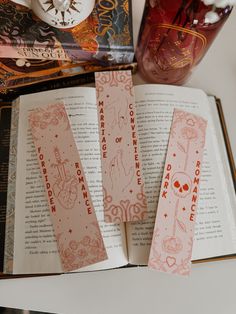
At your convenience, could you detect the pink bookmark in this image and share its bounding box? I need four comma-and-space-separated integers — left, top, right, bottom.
148, 109, 207, 276
95, 70, 147, 223
29, 102, 107, 272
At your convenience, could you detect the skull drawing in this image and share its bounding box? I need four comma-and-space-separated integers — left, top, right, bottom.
171, 172, 192, 198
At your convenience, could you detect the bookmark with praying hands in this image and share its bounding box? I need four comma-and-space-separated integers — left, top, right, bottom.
148, 109, 207, 276
29, 102, 107, 272
95, 70, 147, 223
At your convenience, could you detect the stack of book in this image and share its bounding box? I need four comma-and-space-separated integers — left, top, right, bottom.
0, 0, 135, 96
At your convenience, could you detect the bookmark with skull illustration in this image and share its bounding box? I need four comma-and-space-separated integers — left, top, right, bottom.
148, 109, 207, 276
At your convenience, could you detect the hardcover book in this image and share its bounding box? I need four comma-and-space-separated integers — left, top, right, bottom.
0, 57, 137, 98
0, 0, 134, 64
1, 83, 236, 276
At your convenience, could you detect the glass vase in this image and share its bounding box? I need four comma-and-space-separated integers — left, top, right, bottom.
136, 0, 233, 85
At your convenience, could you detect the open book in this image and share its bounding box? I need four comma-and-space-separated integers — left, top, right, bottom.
2, 84, 236, 275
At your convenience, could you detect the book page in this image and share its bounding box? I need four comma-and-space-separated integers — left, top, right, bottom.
11, 87, 128, 274
0, 104, 12, 272
127, 85, 236, 264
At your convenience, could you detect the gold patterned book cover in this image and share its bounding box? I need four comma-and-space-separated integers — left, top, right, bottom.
0, 0, 134, 64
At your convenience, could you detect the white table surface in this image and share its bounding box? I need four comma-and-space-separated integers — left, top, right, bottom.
1, 2, 236, 314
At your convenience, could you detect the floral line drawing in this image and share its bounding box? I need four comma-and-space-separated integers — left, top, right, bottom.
56, 221, 107, 271
95, 71, 133, 97
103, 185, 147, 222
28, 103, 70, 140
171, 109, 207, 171
149, 227, 193, 276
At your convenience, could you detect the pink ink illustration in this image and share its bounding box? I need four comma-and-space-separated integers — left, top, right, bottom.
171, 111, 206, 171
148, 109, 207, 276
162, 196, 186, 256
56, 221, 107, 271
162, 173, 191, 255
109, 150, 134, 193
103, 185, 147, 223
166, 256, 176, 268
96, 71, 147, 222
96, 72, 132, 130
162, 235, 183, 255
104, 95, 129, 130
95, 71, 133, 97
29, 102, 107, 272
28, 103, 70, 140
171, 172, 192, 198
149, 227, 193, 275
52, 147, 78, 209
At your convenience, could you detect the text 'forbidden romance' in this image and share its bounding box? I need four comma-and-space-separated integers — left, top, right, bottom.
29, 102, 107, 272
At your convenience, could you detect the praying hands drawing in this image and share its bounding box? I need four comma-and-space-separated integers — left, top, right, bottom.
109, 150, 134, 194
105, 92, 129, 130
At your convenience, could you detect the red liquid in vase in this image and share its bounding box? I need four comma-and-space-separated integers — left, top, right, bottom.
136, 0, 232, 84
